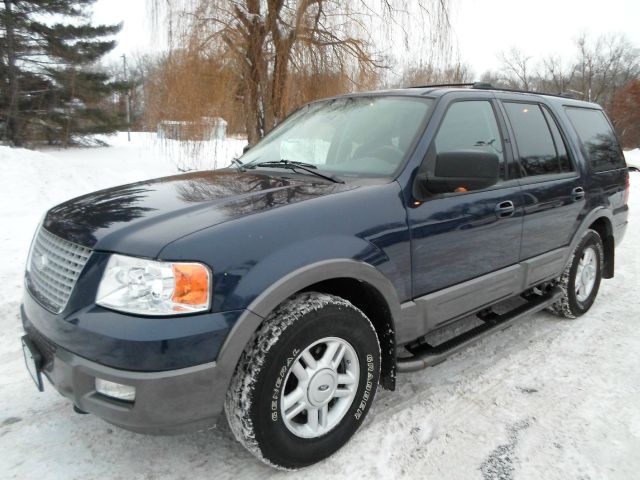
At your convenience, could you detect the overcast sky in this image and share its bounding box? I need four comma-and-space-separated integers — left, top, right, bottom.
93, 0, 640, 76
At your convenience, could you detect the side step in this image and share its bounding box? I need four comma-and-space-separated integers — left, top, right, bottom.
396, 287, 562, 373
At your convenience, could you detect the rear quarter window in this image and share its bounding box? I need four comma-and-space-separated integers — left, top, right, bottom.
503, 102, 570, 177
564, 107, 626, 172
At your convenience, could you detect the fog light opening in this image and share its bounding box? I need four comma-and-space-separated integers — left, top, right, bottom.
95, 378, 136, 402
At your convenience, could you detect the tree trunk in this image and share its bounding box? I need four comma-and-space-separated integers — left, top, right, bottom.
243, 21, 266, 145
270, 38, 292, 129
64, 70, 76, 147
3, 0, 21, 146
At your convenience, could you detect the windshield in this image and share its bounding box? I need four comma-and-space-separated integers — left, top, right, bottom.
241, 96, 434, 178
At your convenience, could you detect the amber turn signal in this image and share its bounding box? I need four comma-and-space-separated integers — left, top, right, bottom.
172, 264, 210, 306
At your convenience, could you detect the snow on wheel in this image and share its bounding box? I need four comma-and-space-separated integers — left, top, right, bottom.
548, 229, 604, 318
224, 292, 381, 469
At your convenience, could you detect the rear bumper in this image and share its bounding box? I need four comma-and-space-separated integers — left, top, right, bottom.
28, 330, 227, 434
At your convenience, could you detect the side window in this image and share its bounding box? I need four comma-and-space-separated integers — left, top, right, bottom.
503, 102, 564, 176
428, 100, 505, 179
565, 107, 626, 172
541, 107, 574, 172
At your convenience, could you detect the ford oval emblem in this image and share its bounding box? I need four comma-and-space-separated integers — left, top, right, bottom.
37, 254, 49, 271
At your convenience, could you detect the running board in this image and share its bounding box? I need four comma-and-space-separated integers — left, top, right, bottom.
396, 288, 562, 373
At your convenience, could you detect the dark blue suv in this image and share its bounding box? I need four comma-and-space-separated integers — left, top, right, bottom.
20, 84, 629, 469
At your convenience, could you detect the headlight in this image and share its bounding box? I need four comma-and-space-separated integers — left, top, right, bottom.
96, 254, 211, 315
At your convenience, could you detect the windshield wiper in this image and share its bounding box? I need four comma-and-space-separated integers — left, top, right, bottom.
246, 159, 344, 184
230, 158, 245, 172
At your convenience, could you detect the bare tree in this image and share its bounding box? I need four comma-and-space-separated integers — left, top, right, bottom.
396, 61, 472, 87
497, 47, 534, 90
485, 32, 640, 147
537, 55, 576, 93
151, 0, 451, 144
574, 32, 640, 107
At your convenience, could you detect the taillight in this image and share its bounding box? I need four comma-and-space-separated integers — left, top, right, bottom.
624, 173, 630, 205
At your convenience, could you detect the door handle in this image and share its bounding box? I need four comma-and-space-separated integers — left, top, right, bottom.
572, 187, 585, 201
495, 200, 515, 218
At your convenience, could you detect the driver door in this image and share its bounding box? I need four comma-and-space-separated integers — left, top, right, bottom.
407, 98, 524, 331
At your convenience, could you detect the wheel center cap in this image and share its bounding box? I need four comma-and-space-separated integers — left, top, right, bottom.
307, 369, 337, 406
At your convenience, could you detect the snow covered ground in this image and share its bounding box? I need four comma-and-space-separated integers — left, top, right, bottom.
0, 138, 639, 479
626, 149, 640, 170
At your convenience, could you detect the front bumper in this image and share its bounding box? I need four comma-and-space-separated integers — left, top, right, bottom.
25, 328, 228, 434
19, 287, 256, 434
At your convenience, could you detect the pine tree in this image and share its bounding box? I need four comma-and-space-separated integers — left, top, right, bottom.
0, 0, 123, 146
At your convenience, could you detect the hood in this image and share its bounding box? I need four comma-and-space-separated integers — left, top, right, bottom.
44, 169, 353, 256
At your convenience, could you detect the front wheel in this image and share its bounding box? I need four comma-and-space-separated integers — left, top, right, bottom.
225, 292, 381, 469
548, 229, 604, 318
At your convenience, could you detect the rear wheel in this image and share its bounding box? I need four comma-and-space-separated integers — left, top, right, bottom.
225, 292, 381, 469
548, 229, 603, 318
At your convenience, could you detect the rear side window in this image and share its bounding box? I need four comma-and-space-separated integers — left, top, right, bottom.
503, 102, 571, 176
565, 107, 626, 172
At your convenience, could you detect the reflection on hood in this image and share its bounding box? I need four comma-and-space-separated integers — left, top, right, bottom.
44, 169, 354, 254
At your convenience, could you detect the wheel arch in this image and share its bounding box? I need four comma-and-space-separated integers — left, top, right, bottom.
216, 259, 401, 394
567, 208, 615, 279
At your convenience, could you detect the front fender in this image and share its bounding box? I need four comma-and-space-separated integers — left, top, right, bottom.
228, 235, 397, 314
245, 256, 400, 320
211, 258, 402, 408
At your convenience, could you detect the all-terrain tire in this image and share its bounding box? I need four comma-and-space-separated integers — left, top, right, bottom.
547, 229, 604, 318
224, 292, 381, 470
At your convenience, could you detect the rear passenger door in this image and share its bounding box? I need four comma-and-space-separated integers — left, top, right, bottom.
499, 99, 584, 261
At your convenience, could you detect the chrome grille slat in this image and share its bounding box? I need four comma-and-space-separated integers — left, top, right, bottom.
30, 249, 78, 283
26, 226, 91, 313
37, 267, 76, 289
30, 271, 68, 301
35, 233, 89, 269
33, 242, 86, 273
32, 269, 72, 298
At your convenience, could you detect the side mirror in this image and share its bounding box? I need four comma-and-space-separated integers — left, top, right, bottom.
417, 150, 500, 195
243, 144, 251, 154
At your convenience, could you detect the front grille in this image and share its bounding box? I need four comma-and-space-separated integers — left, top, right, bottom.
26, 227, 91, 313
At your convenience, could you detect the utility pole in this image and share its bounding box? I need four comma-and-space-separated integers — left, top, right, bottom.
121, 54, 131, 142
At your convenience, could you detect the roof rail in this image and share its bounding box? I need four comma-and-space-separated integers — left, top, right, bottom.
408, 82, 476, 89
408, 81, 587, 100
408, 81, 493, 89
476, 85, 583, 100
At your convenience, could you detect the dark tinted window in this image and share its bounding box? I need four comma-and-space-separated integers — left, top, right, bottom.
542, 107, 573, 172
504, 102, 563, 176
429, 100, 505, 178
565, 107, 626, 172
